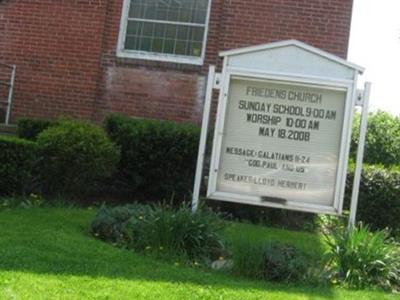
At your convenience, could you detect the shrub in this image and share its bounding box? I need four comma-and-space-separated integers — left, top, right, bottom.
345, 165, 400, 235
17, 118, 56, 140
0, 194, 45, 211
104, 114, 200, 201
324, 224, 400, 291
0, 136, 37, 196
232, 239, 310, 282
90, 203, 225, 261
351, 111, 400, 166
36, 119, 120, 198
219, 164, 400, 234
209, 201, 316, 231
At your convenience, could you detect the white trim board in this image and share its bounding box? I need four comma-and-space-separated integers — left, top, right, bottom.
206, 71, 355, 215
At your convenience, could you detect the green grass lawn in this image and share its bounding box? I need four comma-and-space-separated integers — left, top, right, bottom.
0, 208, 397, 300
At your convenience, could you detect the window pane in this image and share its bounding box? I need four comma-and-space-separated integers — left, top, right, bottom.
142, 22, 154, 36
154, 23, 165, 37
177, 26, 189, 40
129, 3, 144, 18
129, 0, 209, 24
175, 40, 187, 55
178, 8, 192, 23
156, 8, 168, 21
194, 9, 207, 23
167, 9, 179, 22
191, 41, 203, 56
125, 1, 209, 57
125, 36, 138, 50
144, 5, 156, 19
163, 39, 175, 54
126, 22, 205, 57
152, 38, 163, 52
192, 27, 204, 42
165, 24, 177, 39
139, 37, 152, 51
126, 21, 139, 35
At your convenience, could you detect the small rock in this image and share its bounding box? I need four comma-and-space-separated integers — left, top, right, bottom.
211, 259, 233, 270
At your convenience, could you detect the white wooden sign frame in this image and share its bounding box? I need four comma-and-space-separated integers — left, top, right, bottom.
191, 40, 369, 225
207, 70, 355, 215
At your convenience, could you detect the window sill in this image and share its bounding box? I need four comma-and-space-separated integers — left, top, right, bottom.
116, 50, 204, 66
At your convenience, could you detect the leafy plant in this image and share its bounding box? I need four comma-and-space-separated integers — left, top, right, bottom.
232, 239, 310, 282
17, 118, 57, 140
315, 214, 347, 235
36, 119, 120, 198
0, 136, 37, 196
210, 201, 317, 231
90, 203, 226, 261
0, 194, 45, 210
103, 114, 200, 201
324, 224, 400, 291
351, 111, 400, 166
345, 164, 400, 235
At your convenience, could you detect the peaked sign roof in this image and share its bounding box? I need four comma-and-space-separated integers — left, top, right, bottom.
220, 40, 364, 74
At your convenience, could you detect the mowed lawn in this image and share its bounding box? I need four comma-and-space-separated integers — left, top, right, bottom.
0, 208, 397, 300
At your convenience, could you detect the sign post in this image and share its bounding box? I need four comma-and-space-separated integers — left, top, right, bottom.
192, 65, 216, 213
192, 40, 366, 218
348, 82, 371, 228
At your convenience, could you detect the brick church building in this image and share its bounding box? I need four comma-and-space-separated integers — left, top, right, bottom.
0, 0, 354, 124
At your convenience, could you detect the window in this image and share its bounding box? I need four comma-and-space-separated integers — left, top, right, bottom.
118, 0, 211, 65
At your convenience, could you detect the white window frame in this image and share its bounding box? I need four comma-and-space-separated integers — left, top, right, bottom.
117, 0, 212, 65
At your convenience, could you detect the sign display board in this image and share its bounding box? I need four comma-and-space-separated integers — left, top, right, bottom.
191, 40, 364, 216
209, 76, 348, 212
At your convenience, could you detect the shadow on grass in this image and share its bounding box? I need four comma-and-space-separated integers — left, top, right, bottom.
0, 208, 335, 299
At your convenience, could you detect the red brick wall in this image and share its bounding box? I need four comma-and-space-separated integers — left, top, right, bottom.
98, 66, 206, 123
0, 0, 354, 124
217, 0, 352, 58
0, 0, 108, 120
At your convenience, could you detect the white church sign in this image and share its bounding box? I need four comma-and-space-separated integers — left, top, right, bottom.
192, 40, 367, 217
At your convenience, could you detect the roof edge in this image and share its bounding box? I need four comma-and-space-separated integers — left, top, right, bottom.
219, 40, 364, 74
